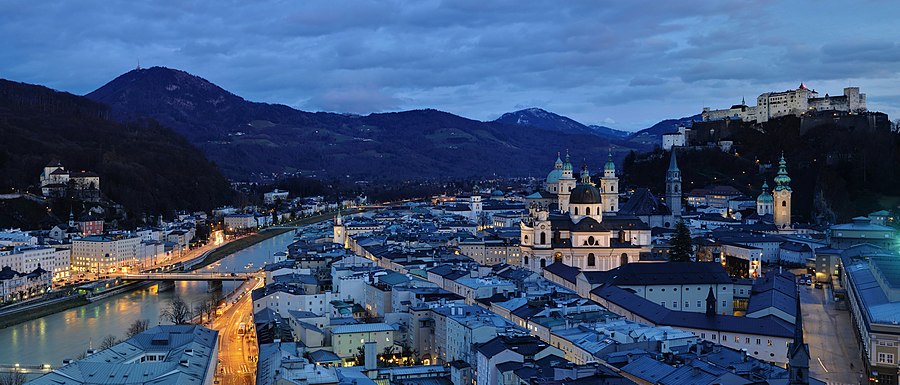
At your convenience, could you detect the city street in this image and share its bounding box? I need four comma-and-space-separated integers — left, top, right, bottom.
212, 276, 262, 385
801, 283, 866, 385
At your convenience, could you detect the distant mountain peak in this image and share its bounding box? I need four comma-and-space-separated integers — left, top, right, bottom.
494, 107, 631, 140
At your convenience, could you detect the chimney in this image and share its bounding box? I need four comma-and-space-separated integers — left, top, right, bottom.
741, 348, 748, 362
364, 341, 377, 371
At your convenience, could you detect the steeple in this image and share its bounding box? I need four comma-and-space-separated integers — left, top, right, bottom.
774, 152, 792, 192
563, 150, 573, 171
666, 150, 683, 218
705, 287, 716, 316
554, 152, 563, 170
604, 148, 616, 175
68, 208, 75, 228
788, 289, 810, 385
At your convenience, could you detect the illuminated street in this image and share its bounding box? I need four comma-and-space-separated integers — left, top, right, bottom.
801, 283, 865, 385
213, 276, 263, 385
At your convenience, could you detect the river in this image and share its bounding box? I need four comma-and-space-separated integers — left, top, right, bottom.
0, 230, 297, 366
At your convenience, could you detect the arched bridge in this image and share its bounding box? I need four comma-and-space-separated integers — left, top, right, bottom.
122, 272, 253, 281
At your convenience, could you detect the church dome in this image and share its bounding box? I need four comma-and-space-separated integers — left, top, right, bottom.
569, 184, 602, 204
546, 169, 563, 184
757, 181, 773, 203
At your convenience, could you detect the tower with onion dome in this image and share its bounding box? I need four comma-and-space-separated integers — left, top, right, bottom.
773, 153, 792, 229
599, 149, 619, 215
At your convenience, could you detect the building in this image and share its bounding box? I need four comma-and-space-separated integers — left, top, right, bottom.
75, 212, 104, 236
842, 252, 900, 385
702, 84, 867, 124
71, 234, 143, 275
224, 213, 259, 231
264, 189, 290, 205
38, 160, 101, 200
520, 154, 649, 273
0, 265, 51, 303
25, 325, 219, 385
829, 217, 897, 249
475, 335, 564, 385
330, 323, 397, 363
0, 245, 70, 281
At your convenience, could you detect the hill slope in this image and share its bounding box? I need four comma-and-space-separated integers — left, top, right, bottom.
0, 79, 233, 217
88, 67, 637, 180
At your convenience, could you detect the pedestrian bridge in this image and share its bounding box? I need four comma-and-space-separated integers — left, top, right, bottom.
122, 272, 253, 281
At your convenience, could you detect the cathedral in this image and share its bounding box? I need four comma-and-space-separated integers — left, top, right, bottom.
519, 151, 678, 273
755, 153, 793, 231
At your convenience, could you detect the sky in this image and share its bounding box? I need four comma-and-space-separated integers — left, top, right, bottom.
2, 0, 899, 131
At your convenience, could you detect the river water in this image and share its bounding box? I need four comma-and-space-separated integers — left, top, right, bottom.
0, 230, 296, 366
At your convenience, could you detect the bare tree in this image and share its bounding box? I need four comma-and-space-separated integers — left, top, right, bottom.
160, 296, 192, 325
0, 371, 26, 385
126, 319, 150, 338
99, 335, 119, 350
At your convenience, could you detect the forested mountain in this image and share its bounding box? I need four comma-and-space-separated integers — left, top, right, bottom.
0, 79, 233, 221
87, 67, 636, 180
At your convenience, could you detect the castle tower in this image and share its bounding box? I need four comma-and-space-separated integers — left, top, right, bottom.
599, 149, 619, 215
756, 181, 774, 216
333, 205, 346, 247
557, 151, 577, 213
788, 290, 810, 385
666, 150, 683, 218
773, 153, 792, 229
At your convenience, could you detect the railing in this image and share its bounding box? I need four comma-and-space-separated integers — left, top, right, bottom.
121, 273, 252, 281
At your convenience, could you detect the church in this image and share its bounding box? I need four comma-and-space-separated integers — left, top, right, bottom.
519, 151, 682, 273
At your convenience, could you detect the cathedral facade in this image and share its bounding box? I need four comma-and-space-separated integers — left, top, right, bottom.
520, 153, 653, 273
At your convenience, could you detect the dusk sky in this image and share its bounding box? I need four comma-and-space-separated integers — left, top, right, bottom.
2, 0, 899, 130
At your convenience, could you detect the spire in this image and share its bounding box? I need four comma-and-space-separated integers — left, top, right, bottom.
668, 150, 679, 172
792, 288, 804, 346
563, 150, 573, 171
705, 287, 716, 317
774, 152, 792, 192
580, 164, 591, 184
788, 287, 810, 385
555, 152, 563, 169
604, 148, 616, 172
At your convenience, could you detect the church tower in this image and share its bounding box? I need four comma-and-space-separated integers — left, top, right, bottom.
756, 181, 774, 216
599, 149, 619, 215
788, 290, 810, 385
333, 205, 346, 247
666, 150, 683, 218
773, 153, 792, 229
558, 151, 577, 213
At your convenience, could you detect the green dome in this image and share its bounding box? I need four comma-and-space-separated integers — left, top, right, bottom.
546, 169, 563, 184
604, 150, 616, 171
774, 154, 792, 192
757, 181, 774, 203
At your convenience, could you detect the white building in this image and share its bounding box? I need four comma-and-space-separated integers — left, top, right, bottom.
71, 235, 143, 274
330, 323, 396, 361
264, 189, 290, 205
224, 214, 258, 231
702, 84, 867, 124
0, 245, 71, 281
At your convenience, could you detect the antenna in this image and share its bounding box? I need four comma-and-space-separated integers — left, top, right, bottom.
136, 58, 141, 71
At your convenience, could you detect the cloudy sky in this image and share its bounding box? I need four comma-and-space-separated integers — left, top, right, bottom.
2, 0, 899, 130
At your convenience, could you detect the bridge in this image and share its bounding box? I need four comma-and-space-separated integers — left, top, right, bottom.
0, 363, 52, 374
122, 272, 253, 281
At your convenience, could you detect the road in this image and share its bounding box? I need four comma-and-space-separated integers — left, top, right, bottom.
801, 282, 866, 385
212, 276, 262, 385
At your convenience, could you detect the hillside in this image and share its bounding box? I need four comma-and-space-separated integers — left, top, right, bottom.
0, 79, 233, 223
87, 67, 636, 180
627, 114, 701, 147
622, 115, 900, 222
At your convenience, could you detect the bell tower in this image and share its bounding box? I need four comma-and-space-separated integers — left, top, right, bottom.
600, 149, 619, 215
773, 153, 792, 229
666, 150, 683, 218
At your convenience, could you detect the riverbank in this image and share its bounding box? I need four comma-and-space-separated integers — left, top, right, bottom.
191, 209, 357, 270
0, 295, 89, 329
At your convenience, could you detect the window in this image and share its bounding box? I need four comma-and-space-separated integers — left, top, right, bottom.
587, 254, 596, 267
586, 207, 591, 215
782, 200, 786, 207
722, 300, 727, 307
756, 339, 761, 345
697, 301, 702, 307
575, 207, 579, 215
745, 337, 750, 344
701, 333, 705, 338
712, 335, 717, 340
672, 302, 677, 307
540, 233, 546, 245
685, 301, 689, 308
878, 353, 895, 364
588, 236, 595, 245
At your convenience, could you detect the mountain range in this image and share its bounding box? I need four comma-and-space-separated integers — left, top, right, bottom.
87, 67, 676, 181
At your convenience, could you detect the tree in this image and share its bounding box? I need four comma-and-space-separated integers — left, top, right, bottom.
669, 220, 693, 262
0, 372, 26, 385
99, 334, 119, 350
126, 319, 150, 338
160, 297, 192, 325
